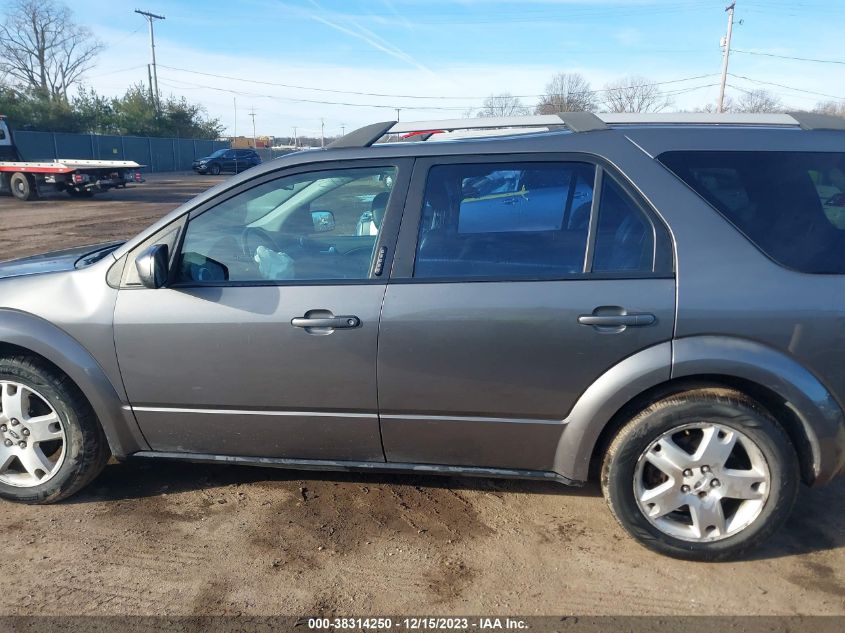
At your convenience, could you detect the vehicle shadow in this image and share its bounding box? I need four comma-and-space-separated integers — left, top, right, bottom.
65, 458, 845, 561
68, 456, 601, 504
746, 480, 845, 561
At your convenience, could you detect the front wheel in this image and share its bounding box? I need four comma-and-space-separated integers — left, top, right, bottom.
209, 163, 221, 176
601, 388, 799, 561
0, 356, 109, 504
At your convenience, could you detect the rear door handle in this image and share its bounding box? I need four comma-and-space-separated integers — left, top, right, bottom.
291, 316, 360, 329
577, 313, 656, 327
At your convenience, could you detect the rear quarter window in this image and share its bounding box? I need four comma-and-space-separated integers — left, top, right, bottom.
658, 150, 845, 273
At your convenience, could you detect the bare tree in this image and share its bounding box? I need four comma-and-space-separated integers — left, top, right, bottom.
733, 89, 783, 113
601, 75, 672, 113
692, 96, 735, 113
814, 100, 845, 117
477, 93, 529, 117
0, 0, 102, 99
535, 72, 597, 114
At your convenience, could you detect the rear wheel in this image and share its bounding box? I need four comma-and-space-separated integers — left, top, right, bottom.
0, 356, 109, 504
9, 172, 37, 201
601, 389, 799, 561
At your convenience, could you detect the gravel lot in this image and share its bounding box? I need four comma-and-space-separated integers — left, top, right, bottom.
0, 175, 843, 616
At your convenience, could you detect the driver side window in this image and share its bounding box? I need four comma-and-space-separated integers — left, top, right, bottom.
177, 166, 397, 284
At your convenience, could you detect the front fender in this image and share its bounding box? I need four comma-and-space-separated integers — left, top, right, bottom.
0, 308, 148, 457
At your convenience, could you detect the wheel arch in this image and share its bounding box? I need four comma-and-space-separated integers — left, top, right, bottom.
0, 309, 148, 458
556, 336, 845, 487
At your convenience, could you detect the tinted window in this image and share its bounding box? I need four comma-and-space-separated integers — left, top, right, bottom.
178, 166, 397, 283
414, 162, 595, 279
593, 176, 656, 272
659, 151, 845, 273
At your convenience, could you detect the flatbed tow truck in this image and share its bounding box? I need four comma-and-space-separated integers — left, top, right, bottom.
0, 115, 144, 201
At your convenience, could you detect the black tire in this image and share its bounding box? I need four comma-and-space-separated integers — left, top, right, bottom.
0, 355, 109, 504
601, 388, 799, 561
10, 172, 37, 201
209, 163, 221, 176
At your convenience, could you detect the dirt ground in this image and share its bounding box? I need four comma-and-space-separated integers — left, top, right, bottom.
0, 175, 843, 616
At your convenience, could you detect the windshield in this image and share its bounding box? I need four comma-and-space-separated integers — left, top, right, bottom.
208, 149, 228, 158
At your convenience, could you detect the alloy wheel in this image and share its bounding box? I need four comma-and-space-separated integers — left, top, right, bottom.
0, 381, 66, 487
633, 422, 771, 542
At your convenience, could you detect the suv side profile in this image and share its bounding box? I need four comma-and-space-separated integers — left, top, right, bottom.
1, 112, 844, 561
192, 148, 261, 175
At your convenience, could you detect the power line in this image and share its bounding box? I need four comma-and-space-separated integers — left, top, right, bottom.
733, 49, 845, 66
86, 64, 148, 79
728, 73, 845, 101
156, 77, 471, 110
157, 64, 717, 101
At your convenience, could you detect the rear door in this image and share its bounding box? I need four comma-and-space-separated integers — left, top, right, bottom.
377, 155, 676, 471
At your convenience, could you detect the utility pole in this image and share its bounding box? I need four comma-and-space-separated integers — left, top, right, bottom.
395, 108, 401, 121
135, 9, 165, 110
717, 2, 736, 113
341, 123, 346, 136
292, 126, 298, 148
248, 107, 257, 148
146, 64, 154, 102
233, 97, 237, 138
320, 118, 325, 148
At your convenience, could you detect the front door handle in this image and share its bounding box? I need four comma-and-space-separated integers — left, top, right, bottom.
292, 315, 360, 329
577, 313, 655, 327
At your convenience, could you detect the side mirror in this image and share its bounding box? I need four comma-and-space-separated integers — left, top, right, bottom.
135, 243, 169, 289
311, 210, 336, 233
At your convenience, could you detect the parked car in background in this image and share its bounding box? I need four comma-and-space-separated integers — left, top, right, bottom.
1, 112, 845, 563
192, 148, 261, 175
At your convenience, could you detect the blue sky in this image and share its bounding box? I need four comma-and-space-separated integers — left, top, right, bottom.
42, 0, 845, 138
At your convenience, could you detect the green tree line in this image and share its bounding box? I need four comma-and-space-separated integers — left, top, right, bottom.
0, 83, 224, 139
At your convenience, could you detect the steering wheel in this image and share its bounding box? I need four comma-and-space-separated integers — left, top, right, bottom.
240, 227, 279, 258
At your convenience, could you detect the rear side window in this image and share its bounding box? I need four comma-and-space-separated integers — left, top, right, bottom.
658, 151, 845, 273
414, 162, 668, 279
414, 162, 596, 279
593, 176, 656, 273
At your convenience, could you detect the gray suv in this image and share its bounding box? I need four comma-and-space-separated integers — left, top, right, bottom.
1, 112, 844, 561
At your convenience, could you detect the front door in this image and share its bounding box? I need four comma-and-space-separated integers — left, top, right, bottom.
114, 160, 410, 461
378, 156, 676, 471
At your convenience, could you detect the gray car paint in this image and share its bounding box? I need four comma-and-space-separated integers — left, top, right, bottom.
113, 284, 387, 461
377, 279, 675, 470
0, 125, 842, 486
0, 242, 122, 279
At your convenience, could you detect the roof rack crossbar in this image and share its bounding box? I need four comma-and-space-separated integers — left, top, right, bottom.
327, 120, 396, 149
786, 111, 845, 131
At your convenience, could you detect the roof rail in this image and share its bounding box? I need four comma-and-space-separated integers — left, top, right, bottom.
329, 113, 608, 149
600, 112, 799, 126
329, 111, 845, 149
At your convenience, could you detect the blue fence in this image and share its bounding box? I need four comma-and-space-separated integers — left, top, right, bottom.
13, 130, 231, 173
